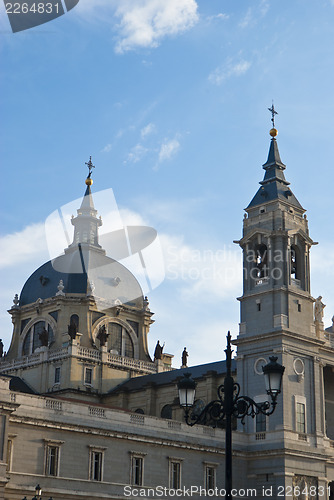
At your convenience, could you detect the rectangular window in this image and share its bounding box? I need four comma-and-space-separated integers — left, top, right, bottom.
170, 461, 181, 489
90, 451, 103, 481
54, 367, 61, 384
45, 445, 59, 476
205, 466, 216, 490
256, 409, 266, 432
131, 456, 143, 486
296, 402, 306, 433
85, 367, 93, 385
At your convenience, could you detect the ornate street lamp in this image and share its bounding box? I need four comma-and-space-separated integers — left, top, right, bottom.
178, 331, 285, 499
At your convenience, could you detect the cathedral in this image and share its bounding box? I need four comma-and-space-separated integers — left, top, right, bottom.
0, 120, 334, 499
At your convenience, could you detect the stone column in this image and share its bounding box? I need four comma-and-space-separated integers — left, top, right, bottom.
0, 402, 19, 497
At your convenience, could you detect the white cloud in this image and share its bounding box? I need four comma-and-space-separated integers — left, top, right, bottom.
216, 13, 229, 20
74, 0, 199, 53
141, 122, 156, 139
158, 137, 180, 163
101, 143, 112, 153
239, 8, 252, 29
208, 59, 251, 86
238, 2, 269, 28
161, 234, 242, 302
114, 0, 199, 53
126, 143, 149, 163
0, 223, 48, 269
206, 13, 229, 22
260, 0, 270, 16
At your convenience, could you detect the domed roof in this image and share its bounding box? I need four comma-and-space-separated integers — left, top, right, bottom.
20, 246, 144, 308
20, 172, 144, 309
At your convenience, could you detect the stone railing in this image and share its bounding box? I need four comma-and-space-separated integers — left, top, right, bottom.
89, 406, 105, 418
0, 345, 157, 375
107, 352, 156, 373
76, 346, 101, 361
48, 347, 69, 360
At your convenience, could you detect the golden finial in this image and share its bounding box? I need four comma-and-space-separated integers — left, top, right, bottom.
85, 156, 95, 185
268, 102, 278, 137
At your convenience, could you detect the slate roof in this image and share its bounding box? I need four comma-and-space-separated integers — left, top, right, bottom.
1, 374, 38, 394
247, 138, 304, 211
108, 359, 236, 394
19, 249, 143, 307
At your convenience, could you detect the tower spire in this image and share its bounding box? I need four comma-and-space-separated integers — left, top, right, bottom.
246, 107, 303, 211
67, 157, 102, 250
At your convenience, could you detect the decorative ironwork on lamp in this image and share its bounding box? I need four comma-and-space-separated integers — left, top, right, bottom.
177, 332, 285, 500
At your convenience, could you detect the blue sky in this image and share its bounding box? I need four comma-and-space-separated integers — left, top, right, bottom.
1, 0, 334, 366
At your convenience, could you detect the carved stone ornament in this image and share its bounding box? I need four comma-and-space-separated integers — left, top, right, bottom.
56, 280, 65, 296
12, 293, 19, 308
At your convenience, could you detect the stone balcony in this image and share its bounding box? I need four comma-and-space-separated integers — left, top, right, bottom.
0, 344, 158, 375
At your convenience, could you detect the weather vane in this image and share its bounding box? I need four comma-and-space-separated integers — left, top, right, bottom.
85, 156, 95, 178
268, 102, 278, 128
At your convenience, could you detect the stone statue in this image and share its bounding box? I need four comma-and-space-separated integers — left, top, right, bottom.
0, 339, 4, 357
39, 327, 49, 347
68, 320, 77, 341
154, 340, 164, 360
143, 296, 150, 311
96, 324, 108, 347
314, 296, 326, 323
182, 347, 188, 367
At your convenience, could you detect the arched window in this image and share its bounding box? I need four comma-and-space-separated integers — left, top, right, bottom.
134, 408, 145, 415
70, 314, 79, 329
106, 322, 134, 358
255, 244, 268, 278
161, 404, 173, 419
291, 245, 301, 280
22, 321, 54, 356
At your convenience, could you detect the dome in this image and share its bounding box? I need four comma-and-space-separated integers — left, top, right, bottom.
19, 246, 144, 308
20, 171, 146, 309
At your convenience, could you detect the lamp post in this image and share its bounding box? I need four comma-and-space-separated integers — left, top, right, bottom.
178, 331, 285, 500
22, 484, 53, 500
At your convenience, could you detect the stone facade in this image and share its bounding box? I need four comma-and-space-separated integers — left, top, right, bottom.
1, 131, 334, 499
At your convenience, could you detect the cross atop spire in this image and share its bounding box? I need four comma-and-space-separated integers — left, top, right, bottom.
268, 102, 278, 128
85, 156, 95, 179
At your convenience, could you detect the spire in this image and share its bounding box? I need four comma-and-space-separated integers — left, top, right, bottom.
261, 136, 288, 186
68, 157, 103, 249
246, 106, 304, 211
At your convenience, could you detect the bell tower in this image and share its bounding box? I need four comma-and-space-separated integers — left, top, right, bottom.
235, 108, 316, 339
233, 108, 331, 495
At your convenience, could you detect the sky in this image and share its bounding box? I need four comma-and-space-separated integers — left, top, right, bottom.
1, 0, 334, 367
